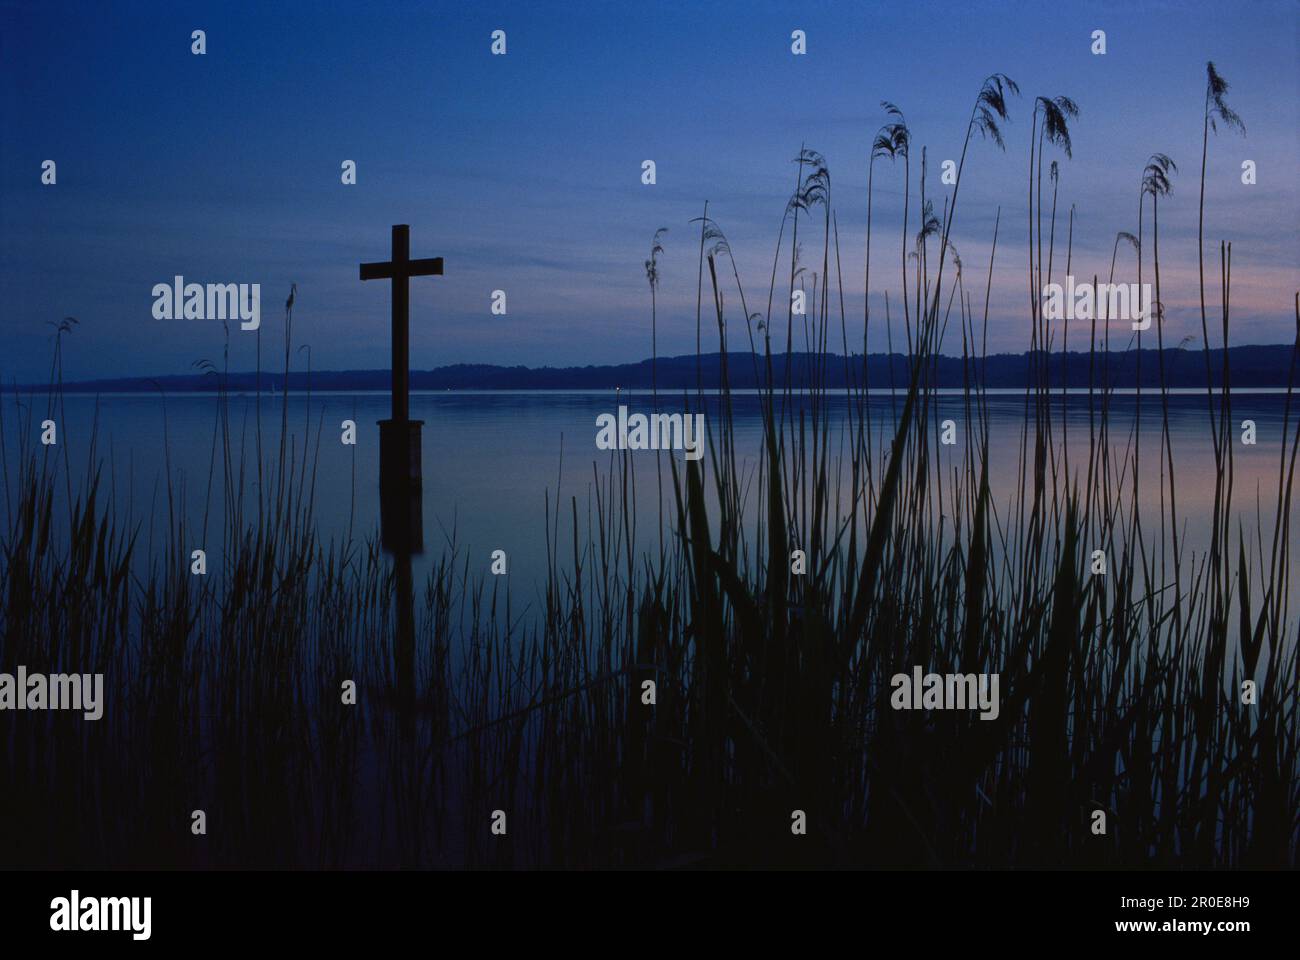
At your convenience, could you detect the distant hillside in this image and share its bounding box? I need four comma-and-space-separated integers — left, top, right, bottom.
29, 345, 1300, 393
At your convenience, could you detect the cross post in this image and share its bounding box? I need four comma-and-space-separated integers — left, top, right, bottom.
360, 224, 443, 422
360, 224, 443, 555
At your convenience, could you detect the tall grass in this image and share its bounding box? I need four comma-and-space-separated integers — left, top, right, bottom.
2, 68, 1297, 870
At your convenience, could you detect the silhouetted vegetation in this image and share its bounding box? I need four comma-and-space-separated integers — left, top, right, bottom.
2, 68, 1297, 870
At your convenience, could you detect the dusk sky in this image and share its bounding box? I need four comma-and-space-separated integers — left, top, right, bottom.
2, 0, 1296, 383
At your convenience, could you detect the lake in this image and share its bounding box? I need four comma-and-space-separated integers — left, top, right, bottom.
4, 388, 1297, 597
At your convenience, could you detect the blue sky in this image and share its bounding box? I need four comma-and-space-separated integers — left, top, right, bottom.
1, 0, 1296, 382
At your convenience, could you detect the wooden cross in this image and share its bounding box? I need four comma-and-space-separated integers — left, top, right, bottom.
360, 224, 443, 422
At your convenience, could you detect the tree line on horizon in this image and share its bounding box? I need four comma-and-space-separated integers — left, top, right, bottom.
32, 342, 1299, 393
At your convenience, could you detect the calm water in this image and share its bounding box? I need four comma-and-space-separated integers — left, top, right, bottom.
4, 389, 1297, 592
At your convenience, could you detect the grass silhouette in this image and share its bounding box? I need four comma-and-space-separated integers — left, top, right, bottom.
2, 69, 1297, 870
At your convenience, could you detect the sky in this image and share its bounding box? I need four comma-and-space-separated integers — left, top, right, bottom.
1, 0, 1297, 383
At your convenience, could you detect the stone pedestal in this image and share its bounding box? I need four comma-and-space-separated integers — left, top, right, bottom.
378, 418, 423, 554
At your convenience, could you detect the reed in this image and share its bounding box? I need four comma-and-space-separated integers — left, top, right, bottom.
1, 68, 1297, 870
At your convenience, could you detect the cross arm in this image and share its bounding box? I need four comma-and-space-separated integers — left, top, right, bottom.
406, 257, 444, 277
359, 257, 444, 281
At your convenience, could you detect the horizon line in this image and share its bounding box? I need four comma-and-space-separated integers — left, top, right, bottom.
14, 340, 1298, 388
